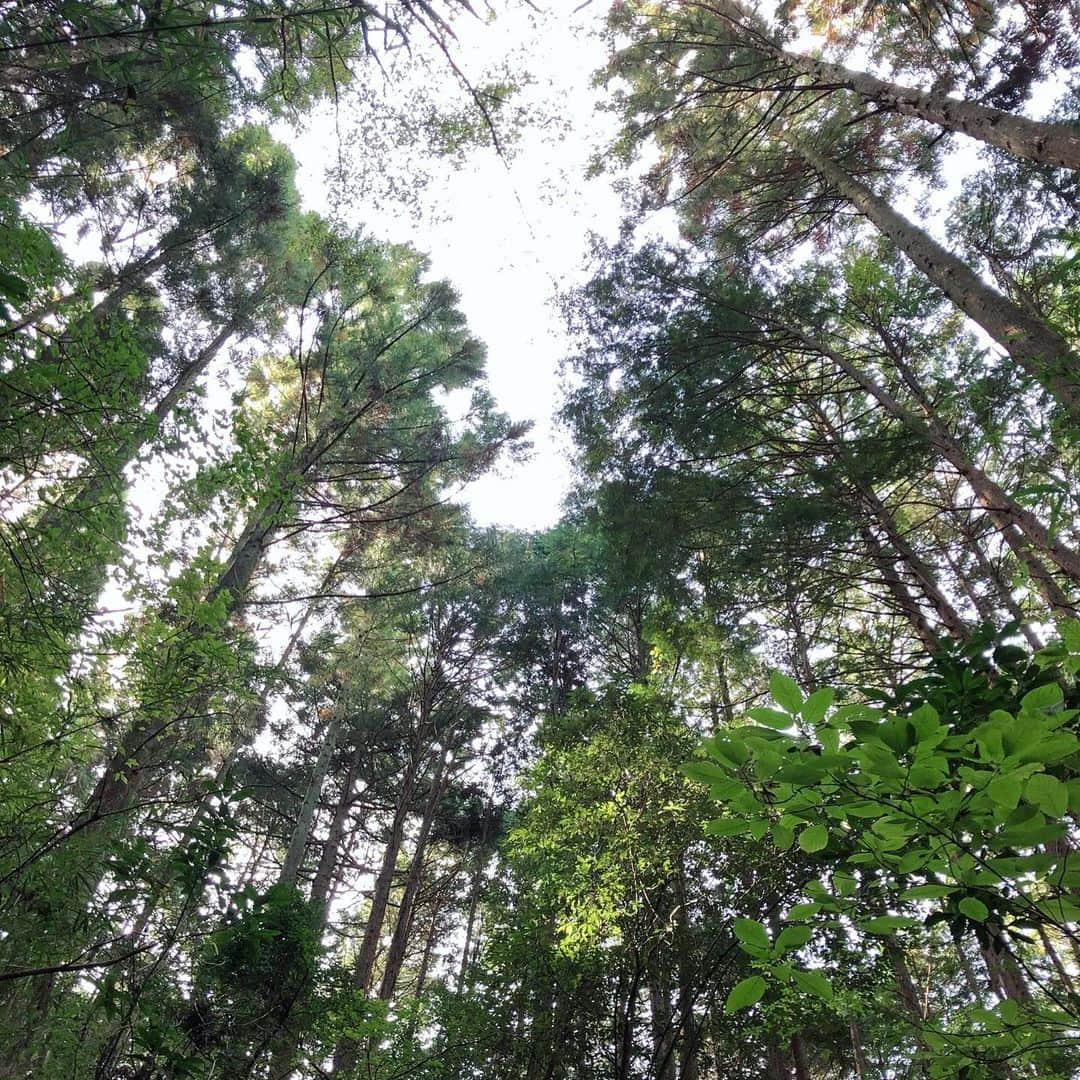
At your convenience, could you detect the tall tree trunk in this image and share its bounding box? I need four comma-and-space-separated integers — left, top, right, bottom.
310, 744, 363, 919
765, 1041, 792, 1079
278, 704, 342, 888
649, 965, 677, 1080
849, 1016, 871, 1078
783, 135, 1080, 421
780, 324, 1080, 593
377, 752, 451, 1001
950, 505, 1045, 645
860, 523, 944, 650
789, 1033, 811, 1080
856, 486, 969, 640
36, 317, 243, 539
671, 868, 699, 1080
332, 751, 422, 1075
981, 924, 1034, 1005
709, 4, 1080, 170
456, 804, 492, 990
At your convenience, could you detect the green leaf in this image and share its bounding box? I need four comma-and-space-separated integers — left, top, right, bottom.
859, 915, 917, 934
725, 975, 767, 1013
790, 967, 833, 1001
772, 822, 795, 851
681, 760, 730, 786
958, 897, 988, 922
1025, 773, 1067, 817
703, 817, 754, 837
746, 707, 793, 730
732, 918, 770, 952
833, 871, 857, 897
787, 902, 821, 920
801, 687, 834, 724
899, 884, 954, 900
986, 774, 1022, 810
799, 824, 828, 853
775, 925, 812, 954
769, 671, 803, 714
1020, 681, 1063, 712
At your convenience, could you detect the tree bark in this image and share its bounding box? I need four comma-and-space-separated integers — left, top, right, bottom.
377, 752, 451, 1001
310, 744, 363, 919
861, 524, 943, 650
980, 924, 1034, 1004
278, 703, 342, 888
856, 486, 969, 640
779, 324, 1080, 594
783, 134, 1080, 422
789, 1033, 811, 1080
709, 4, 1080, 170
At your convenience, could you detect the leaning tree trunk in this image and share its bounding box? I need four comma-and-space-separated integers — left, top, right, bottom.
856, 485, 970, 640
707, 0, 1080, 171
981, 923, 1034, 1005
779, 323, 1080, 595
783, 135, 1080, 422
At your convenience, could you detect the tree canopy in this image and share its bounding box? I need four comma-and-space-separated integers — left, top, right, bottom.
0, 0, 1078, 1077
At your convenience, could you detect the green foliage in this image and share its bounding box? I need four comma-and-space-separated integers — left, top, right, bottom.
688, 624, 1080, 1074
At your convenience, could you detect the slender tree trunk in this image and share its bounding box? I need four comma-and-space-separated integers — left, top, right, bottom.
278, 704, 342, 888
955, 939, 986, 1003
861, 524, 943, 650
849, 1016, 871, 1078
456, 805, 492, 990
36, 317, 243, 539
1, 245, 173, 340
331, 752, 421, 1075
783, 135, 1080, 421
353, 766, 417, 994
856, 486, 969, 639
649, 965, 677, 1080
789, 1033, 811, 1080
378, 752, 451, 1001
951, 506, 1045, 645
765, 1041, 791, 1079
310, 744, 363, 919
783, 324, 1080, 593
1036, 924, 1076, 997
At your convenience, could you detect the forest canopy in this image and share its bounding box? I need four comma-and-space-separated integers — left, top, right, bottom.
1, 0, 1079, 1078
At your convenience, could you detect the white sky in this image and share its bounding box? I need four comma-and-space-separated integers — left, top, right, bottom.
274, 2, 638, 531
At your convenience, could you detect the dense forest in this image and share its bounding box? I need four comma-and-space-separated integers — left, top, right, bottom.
1, 0, 1079, 1076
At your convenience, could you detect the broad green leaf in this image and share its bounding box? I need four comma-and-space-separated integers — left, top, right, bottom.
859, 915, 917, 934
703, 817, 753, 837
1025, 773, 1068, 817
958, 897, 988, 922
790, 967, 833, 1001
769, 671, 803, 714
787, 902, 820, 920
732, 918, 770, 952
801, 687, 834, 724
1020, 682, 1063, 711
775, 925, 812, 954
986, 774, 1022, 810
746, 707, 793, 730
799, 824, 828, 853
899, 884, 954, 900
725, 975, 767, 1013
772, 822, 795, 851
681, 760, 730, 786
833, 871, 857, 897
